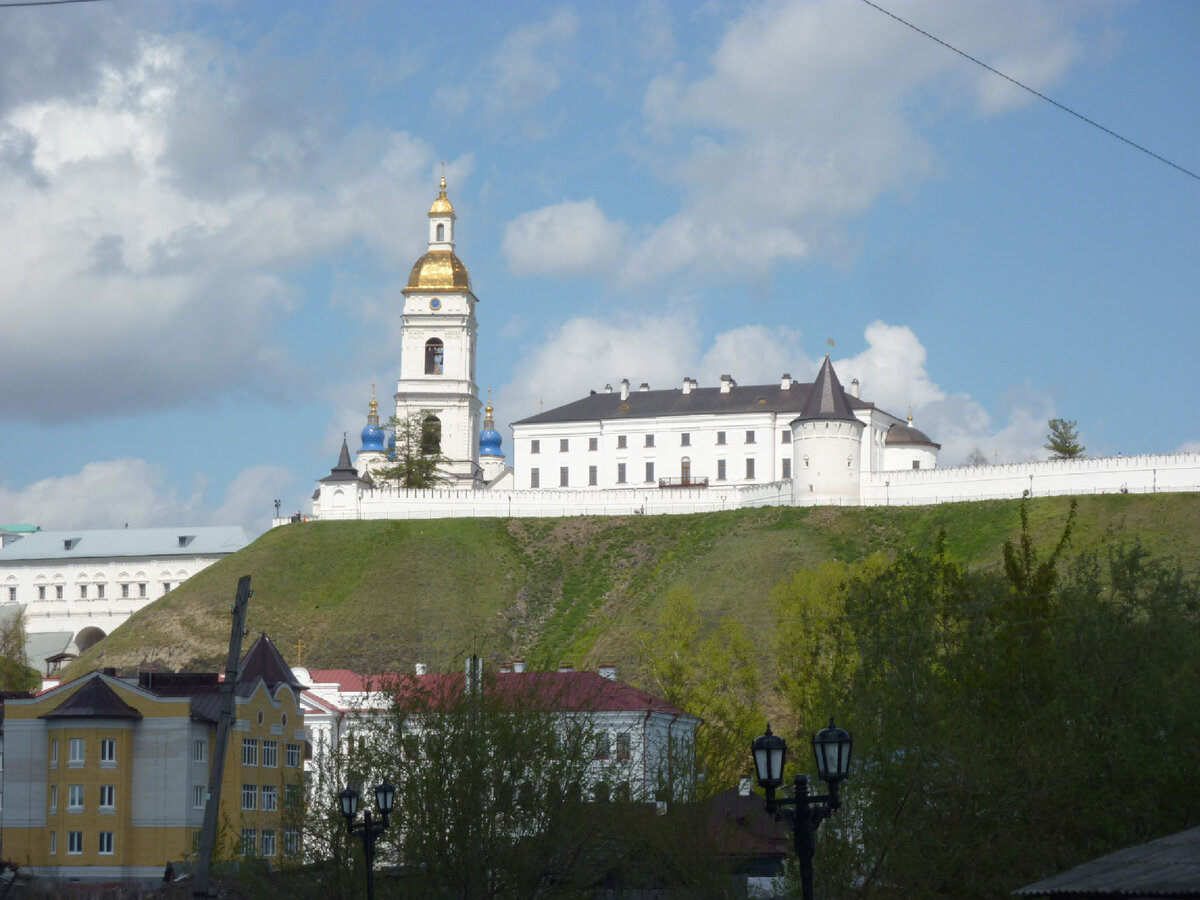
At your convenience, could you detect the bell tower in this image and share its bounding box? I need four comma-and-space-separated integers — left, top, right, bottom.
394, 176, 482, 486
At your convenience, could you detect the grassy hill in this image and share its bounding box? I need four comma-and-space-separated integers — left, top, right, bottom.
67, 493, 1200, 683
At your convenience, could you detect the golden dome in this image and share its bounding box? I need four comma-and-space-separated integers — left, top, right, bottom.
404, 250, 471, 292
429, 175, 454, 216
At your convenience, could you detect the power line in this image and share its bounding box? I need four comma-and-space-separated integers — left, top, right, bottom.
860, 0, 1200, 183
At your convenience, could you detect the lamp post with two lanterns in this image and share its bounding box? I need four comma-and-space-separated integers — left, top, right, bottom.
338, 781, 396, 900
751, 718, 853, 900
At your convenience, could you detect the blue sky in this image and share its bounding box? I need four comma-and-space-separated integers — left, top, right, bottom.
0, 0, 1196, 533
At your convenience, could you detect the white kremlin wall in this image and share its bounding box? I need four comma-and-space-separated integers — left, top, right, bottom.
298, 451, 1200, 523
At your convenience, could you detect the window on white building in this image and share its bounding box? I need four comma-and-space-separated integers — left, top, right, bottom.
97, 583, 105, 599
617, 435, 627, 449
782, 459, 792, 478
746, 459, 756, 479
616, 463, 626, 484
616, 733, 632, 761
644, 434, 655, 447
782, 430, 791, 444
138, 583, 147, 597
530, 468, 540, 488
530, 439, 540, 454
588, 437, 598, 451
37, 585, 45, 601
681, 432, 690, 446
559, 438, 569, 452
645, 462, 655, 483
56, 585, 64, 599
716, 431, 726, 445
79, 585, 88, 599
559, 467, 569, 487
588, 466, 597, 486
121, 583, 129, 598
717, 459, 726, 481
424, 338, 445, 375
745, 430, 756, 444
594, 734, 610, 760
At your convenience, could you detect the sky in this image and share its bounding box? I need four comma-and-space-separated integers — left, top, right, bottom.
0, 0, 1197, 534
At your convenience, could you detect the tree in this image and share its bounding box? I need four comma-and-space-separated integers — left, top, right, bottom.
0, 606, 39, 692
376, 412, 449, 488
965, 447, 989, 466
1045, 418, 1085, 458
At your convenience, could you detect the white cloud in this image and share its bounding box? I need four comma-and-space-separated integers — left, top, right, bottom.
623, 0, 1099, 279
485, 8, 580, 120
1179, 440, 1200, 454
0, 31, 445, 423
208, 465, 297, 530
503, 199, 628, 276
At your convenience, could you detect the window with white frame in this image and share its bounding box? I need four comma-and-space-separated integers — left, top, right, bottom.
242, 784, 257, 810
240, 828, 257, 857
616, 435, 627, 449
261, 829, 277, 857
285, 783, 302, 809
68, 784, 84, 811
616, 733, 632, 761
782, 458, 792, 478
716, 431, 727, 445
69, 738, 85, 764
745, 429, 756, 444
717, 459, 726, 480
99, 784, 115, 809
261, 785, 278, 812
193, 785, 206, 809
644, 434, 655, 447
100, 738, 116, 764
49, 831, 57, 855
79, 584, 87, 599
68, 831, 83, 855
138, 582, 147, 597
121, 583, 129, 598
746, 458, 756, 479
97, 583, 105, 599
559, 466, 569, 487
261, 740, 278, 768
56, 584, 64, 599
588, 465, 597, 486
559, 438, 569, 452
242, 738, 258, 766
193, 739, 206, 763
98, 831, 114, 854
284, 827, 301, 857
782, 430, 791, 444
37, 585, 46, 600
594, 733, 611, 760
588, 437, 598, 451
530, 439, 540, 454
50, 739, 58, 767
530, 468, 540, 488
285, 743, 301, 767
49, 784, 58, 812
644, 462, 654, 483
616, 462, 626, 484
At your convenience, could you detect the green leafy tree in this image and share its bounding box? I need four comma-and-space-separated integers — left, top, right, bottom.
0, 607, 39, 692
1045, 418, 1085, 458
377, 412, 449, 488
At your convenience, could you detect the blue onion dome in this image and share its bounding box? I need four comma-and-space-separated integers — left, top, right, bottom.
480, 399, 504, 458
387, 430, 397, 460
360, 388, 386, 452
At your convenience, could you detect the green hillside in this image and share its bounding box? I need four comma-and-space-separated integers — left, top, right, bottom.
68, 493, 1200, 683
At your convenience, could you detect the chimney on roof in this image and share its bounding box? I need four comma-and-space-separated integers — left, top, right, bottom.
781, 373, 792, 390
512, 659, 526, 674
604, 384, 612, 393
850, 378, 860, 399
620, 379, 630, 401
682, 377, 692, 394
414, 662, 427, 676
720, 374, 735, 394
639, 382, 649, 392
558, 663, 575, 673
598, 663, 617, 681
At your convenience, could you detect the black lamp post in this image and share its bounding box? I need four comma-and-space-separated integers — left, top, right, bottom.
751, 719, 853, 900
339, 781, 396, 900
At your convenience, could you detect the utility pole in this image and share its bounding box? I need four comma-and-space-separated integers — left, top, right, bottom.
193, 575, 253, 899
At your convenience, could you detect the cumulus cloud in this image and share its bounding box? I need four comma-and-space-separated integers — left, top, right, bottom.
621, 0, 1096, 279
0, 29, 444, 424
0, 459, 291, 532
485, 8, 580, 120
503, 199, 628, 276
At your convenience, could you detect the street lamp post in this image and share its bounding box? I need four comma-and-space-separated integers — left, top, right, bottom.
339, 781, 396, 900
751, 719, 853, 900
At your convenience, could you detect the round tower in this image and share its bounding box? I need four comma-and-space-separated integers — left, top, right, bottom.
791, 356, 865, 504
478, 393, 507, 484
356, 384, 388, 478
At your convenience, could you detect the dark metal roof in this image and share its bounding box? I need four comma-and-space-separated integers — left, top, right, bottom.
797, 355, 859, 423
1014, 827, 1200, 898
320, 438, 371, 485
237, 633, 305, 697
513, 376, 873, 427
40, 675, 143, 720
885, 422, 941, 449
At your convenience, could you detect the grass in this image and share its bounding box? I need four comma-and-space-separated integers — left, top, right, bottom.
66, 494, 1200, 682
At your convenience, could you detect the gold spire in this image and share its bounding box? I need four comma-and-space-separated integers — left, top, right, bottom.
429, 172, 454, 215
367, 382, 379, 426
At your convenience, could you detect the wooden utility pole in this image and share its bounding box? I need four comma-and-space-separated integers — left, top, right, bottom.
193, 575, 253, 899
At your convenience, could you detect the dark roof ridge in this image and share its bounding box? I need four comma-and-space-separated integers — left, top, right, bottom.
796, 355, 859, 424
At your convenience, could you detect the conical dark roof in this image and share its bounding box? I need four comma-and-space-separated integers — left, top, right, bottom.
41, 675, 143, 720
797, 356, 859, 423
237, 633, 305, 697
320, 438, 369, 484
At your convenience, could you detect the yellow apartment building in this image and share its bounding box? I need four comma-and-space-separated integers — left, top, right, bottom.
1, 633, 306, 884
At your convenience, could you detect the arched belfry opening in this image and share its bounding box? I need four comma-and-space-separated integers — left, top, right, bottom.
421, 415, 442, 455
425, 338, 444, 375
436, 223, 445, 241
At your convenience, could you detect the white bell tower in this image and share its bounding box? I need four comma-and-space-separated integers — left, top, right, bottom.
395, 176, 482, 486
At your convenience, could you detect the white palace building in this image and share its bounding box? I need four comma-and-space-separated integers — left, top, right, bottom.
306, 180, 1200, 522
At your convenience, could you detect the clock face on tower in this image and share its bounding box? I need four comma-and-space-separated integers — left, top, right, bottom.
429, 298, 441, 310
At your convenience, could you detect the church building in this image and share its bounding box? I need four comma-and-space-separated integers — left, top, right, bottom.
309, 179, 956, 520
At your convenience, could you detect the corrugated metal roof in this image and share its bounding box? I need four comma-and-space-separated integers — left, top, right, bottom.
513, 379, 877, 427
1015, 827, 1200, 897
0, 526, 254, 562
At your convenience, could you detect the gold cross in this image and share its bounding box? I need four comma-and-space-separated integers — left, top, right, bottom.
293, 638, 308, 665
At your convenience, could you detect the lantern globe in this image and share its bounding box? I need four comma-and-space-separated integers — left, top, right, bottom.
375, 780, 396, 815
812, 718, 853, 784
339, 786, 360, 820
751, 724, 787, 790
